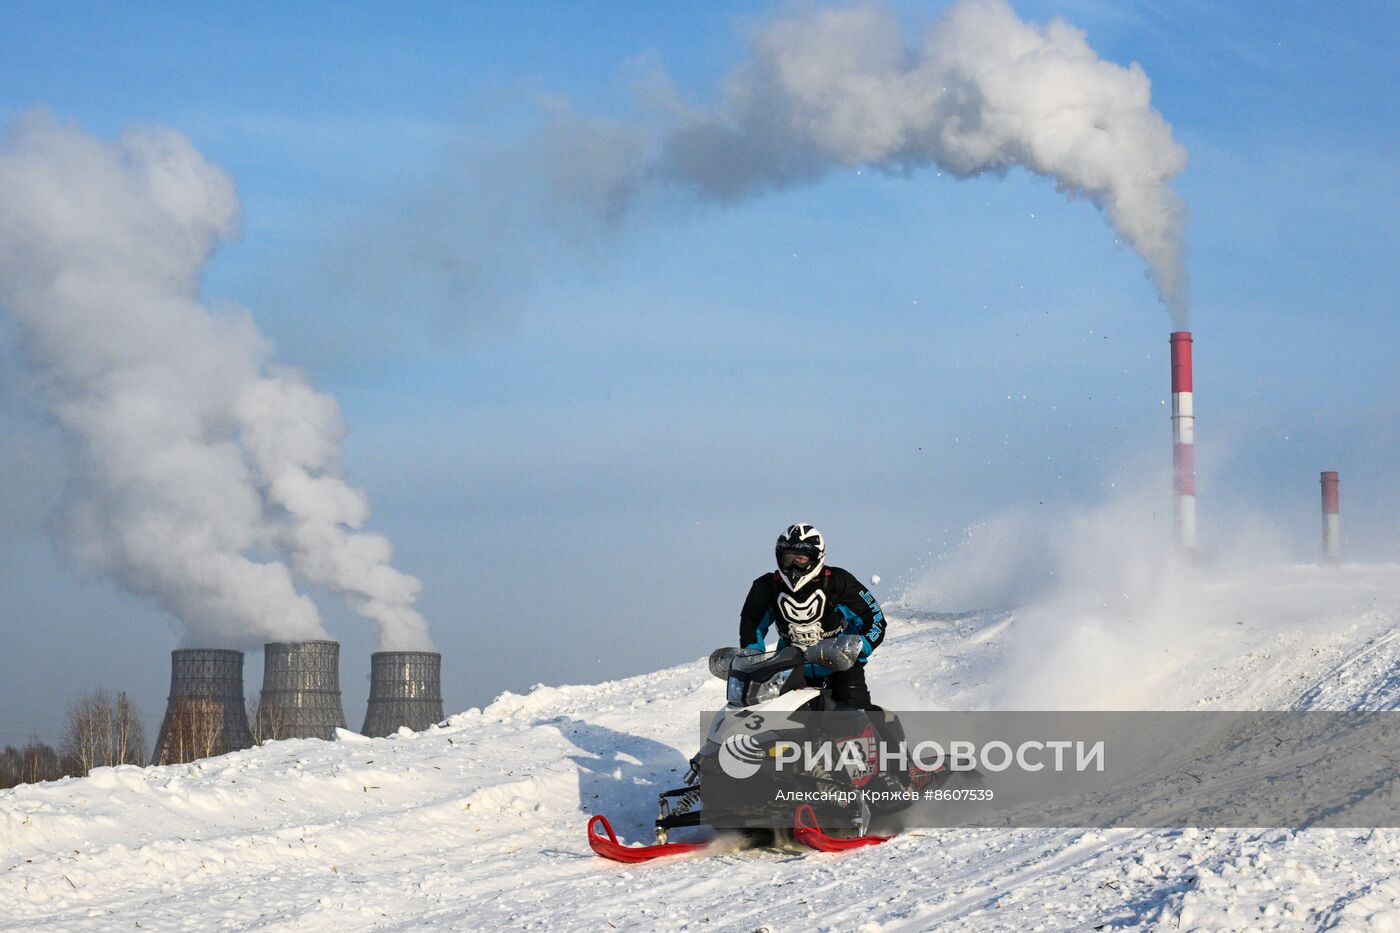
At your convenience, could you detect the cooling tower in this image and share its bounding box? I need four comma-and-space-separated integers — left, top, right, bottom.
152, 649, 254, 765
256, 640, 348, 741
361, 651, 444, 737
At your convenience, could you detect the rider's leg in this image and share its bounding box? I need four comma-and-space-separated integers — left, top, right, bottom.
824, 664, 873, 709
825, 664, 913, 798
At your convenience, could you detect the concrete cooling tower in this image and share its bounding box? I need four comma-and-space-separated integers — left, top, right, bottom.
152, 649, 254, 765
361, 651, 444, 737
256, 640, 348, 741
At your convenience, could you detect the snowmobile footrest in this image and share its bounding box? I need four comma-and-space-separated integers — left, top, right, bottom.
793, 804, 891, 852
588, 815, 708, 863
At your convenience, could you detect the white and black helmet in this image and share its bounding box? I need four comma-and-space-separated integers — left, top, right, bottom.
775, 523, 825, 590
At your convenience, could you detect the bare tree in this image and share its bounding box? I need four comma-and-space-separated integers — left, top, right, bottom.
157, 700, 225, 765
18, 742, 52, 784
112, 692, 147, 766
192, 700, 225, 760
248, 696, 288, 745
62, 690, 148, 776
12, 737, 68, 785
64, 689, 111, 775
158, 703, 190, 765
0, 745, 20, 789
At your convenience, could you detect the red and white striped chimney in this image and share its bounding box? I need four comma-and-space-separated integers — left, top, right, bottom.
1321, 471, 1340, 563
1170, 332, 1196, 558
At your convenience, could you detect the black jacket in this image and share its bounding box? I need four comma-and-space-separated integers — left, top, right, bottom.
739, 566, 886, 666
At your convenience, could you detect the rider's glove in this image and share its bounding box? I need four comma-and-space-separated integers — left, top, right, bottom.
803, 634, 864, 672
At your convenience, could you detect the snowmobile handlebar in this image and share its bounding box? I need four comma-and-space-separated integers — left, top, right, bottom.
708, 647, 738, 678
710, 634, 861, 679
709, 646, 767, 678
803, 634, 863, 671
708, 645, 797, 679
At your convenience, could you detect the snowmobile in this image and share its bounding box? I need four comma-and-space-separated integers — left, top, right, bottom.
588, 639, 935, 862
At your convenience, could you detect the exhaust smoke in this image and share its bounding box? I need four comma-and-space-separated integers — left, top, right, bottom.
348, 0, 1190, 332
0, 112, 431, 650
656, 0, 1190, 322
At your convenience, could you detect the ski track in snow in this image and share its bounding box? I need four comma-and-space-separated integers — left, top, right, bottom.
4, 565, 1400, 930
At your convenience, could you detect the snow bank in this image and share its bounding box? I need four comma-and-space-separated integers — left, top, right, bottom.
4, 563, 1400, 930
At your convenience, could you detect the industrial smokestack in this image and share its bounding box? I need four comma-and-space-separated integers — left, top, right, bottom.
361, 652, 444, 737
256, 641, 348, 741
152, 649, 254, 765
1321, 471, 1341, 564
1170, 332, 1196, 558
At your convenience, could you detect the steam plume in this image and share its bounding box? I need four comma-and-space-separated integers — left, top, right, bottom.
655, 0, 1189, 322
321, 1, 1190, 338
0, 111, 431, 650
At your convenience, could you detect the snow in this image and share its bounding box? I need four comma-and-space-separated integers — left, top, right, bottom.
5, 563, 1400, 930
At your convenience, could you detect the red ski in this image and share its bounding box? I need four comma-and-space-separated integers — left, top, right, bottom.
587, 815, 709, 863
791, 804, 891, 852
588, 807, 890, 862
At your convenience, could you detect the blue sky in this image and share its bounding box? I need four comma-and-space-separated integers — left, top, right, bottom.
1, 1, 1397, 745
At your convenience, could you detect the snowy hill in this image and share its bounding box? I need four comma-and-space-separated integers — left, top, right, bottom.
5, 564, 1400, 931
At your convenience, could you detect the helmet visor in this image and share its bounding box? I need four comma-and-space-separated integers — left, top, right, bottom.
777, 548, 817, 573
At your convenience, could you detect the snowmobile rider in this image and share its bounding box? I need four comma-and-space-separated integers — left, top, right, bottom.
739, 523, 886, 710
